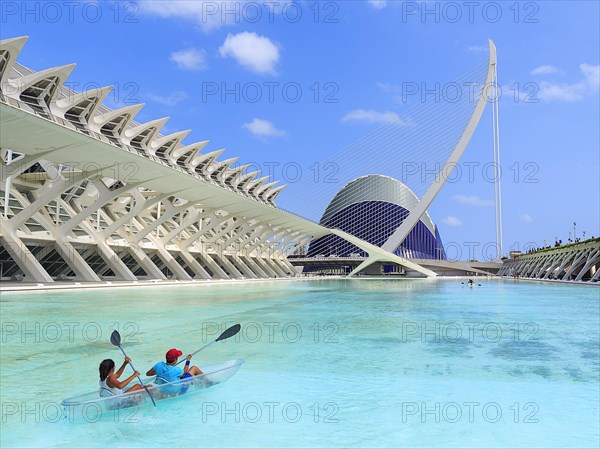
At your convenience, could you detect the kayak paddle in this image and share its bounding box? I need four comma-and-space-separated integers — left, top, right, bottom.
176, 324, 241, 366
110, 330, 156, 407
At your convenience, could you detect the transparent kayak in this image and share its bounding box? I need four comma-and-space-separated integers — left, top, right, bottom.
61, 359, 244, 420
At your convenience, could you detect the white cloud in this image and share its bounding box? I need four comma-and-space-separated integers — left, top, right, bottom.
468, 45, 487, 53
442, 216, 463, 227
341, 109, 413, 126
368, 0, 388, 9
243, 118, 286, 138
219, 32, 280, 75
139, 0, 257, 32
376, 82, 401, 94
581, 63, 600, 88
531, 65, 560, 76
519, 213, 533, 224
452, 195, 494, 207
140, 1, 292, 32
169, 48, 207, 71
538, 63, 600, 102
147, 91, 188, 107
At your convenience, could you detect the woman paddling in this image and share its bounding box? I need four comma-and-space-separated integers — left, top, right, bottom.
99, 357, 149, 397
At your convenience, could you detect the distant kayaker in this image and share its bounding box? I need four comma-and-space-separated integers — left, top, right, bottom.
99, 357, 149, 397
146, 348, 203, 381
467, 279, 475, 285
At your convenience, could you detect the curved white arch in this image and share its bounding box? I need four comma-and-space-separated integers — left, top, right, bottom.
381, 40, 497, 253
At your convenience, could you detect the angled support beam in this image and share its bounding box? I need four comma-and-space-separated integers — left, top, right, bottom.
244, 256, 269, 278
230, 254, 258, 278
563, 250, 589, 280
6, 169, 92, 231
58, 198, 137, 281
132, 201, 190, 243
58, 179, 142, 235
214, 253, 243, 278
0, 149, 58, 184
574, 249, 600, 281
190, 247, 229, 279
102, 191, 171, 238
175, 245, 212, 279
0, 233, 54, 282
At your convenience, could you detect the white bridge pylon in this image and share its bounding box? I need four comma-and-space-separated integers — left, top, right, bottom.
347, 40, 498, 276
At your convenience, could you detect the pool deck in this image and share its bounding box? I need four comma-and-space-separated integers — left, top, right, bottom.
0, 277, 329, 294
1, 274, 596, 294
505, 277, 599, 287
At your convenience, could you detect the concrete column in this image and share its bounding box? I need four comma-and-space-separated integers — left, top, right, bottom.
8, 189, 104, 282
128, 242, 166, 279
230, 255, 257, 278
142, 230, 192, 280
542, 254, 563, 279
274, 257, 294, 276
244, 256, 269, 278
563, 250, 589, 280
591, 264, 600, 282
237, 255, 262, 278
53, 241, 101, 281
553, 253, 575, 279
254, 256, 278, 278
214, 253, 243, 278
191, 248, 229, 279
58, 197, 137, 281
575, 249, 600, 281
265, 256, 286, 277
175, 246, 212, 279
0, 233, 53, 282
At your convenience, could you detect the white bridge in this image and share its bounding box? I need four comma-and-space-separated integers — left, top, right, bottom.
289, 256, 501, 277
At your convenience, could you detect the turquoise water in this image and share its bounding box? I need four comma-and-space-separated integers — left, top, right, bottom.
1, 279, 598, 448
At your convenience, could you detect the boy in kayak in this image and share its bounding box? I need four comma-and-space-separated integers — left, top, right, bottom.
99, 357, 149, 397
146, 348, 203, 381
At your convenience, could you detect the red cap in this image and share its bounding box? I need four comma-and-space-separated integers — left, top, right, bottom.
166, 348, 183, 362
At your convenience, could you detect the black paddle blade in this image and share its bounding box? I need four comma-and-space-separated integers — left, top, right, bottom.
217, 324, 241, 342
110, 330, 121, 346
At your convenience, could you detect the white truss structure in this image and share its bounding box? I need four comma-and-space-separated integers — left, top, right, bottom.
498, 240, 600, 283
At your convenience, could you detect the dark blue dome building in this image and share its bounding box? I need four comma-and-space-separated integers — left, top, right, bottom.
307, 175, 446, 260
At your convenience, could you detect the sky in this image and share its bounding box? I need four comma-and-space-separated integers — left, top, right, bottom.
1, 0, 599, 260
